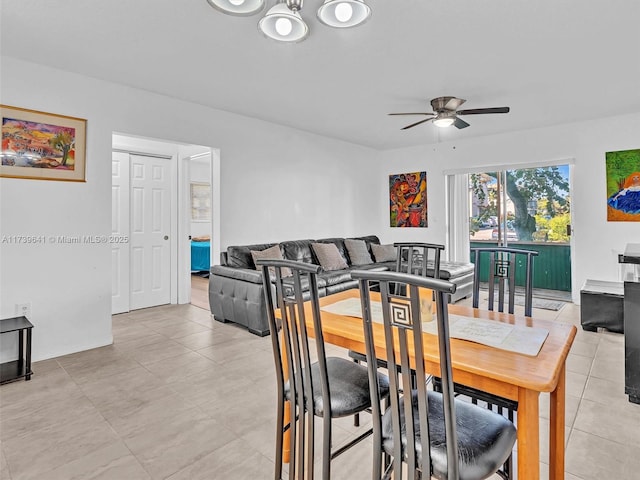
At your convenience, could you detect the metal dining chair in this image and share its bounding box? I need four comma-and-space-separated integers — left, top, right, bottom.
258, 258, 389, 480
471, 246, 539, 318
350, 242, 444, 426
433, 246, 539, 478
394, 242, 445, 281
352, 269, 517, 480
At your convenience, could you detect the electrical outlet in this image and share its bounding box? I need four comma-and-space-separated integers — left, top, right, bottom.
15, 302, 31, 318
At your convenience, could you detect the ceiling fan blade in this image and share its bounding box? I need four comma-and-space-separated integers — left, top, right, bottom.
388, 113, 434, 116
401, 118, 433, 130
453, 117, 470, 129
457, 107, 510, 115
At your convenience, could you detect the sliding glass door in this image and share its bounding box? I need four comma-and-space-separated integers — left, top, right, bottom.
469, 165, 572, 292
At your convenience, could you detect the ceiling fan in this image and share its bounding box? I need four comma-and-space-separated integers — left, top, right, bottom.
389, 96, 510, 130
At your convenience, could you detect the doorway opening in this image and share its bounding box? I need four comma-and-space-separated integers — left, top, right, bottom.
111, 133, 220, 314
185, 151, 213, 311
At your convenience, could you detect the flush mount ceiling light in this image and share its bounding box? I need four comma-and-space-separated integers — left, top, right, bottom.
207, 0, 371, 42
433, 114, 455, 128
206, 0, 265, 16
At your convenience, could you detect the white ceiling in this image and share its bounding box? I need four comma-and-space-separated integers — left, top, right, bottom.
2, 0, 639, 150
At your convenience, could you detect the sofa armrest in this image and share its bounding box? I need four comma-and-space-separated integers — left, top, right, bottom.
211, 265, 264, 284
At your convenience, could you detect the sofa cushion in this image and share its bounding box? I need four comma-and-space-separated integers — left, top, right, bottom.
352, 235, 381, 250
439, 261, 475, 280
344, 238, 374, 265
227, 242, 276, 268
325, 280, 358, 295
312, 242, 349, 271
319, 269, 353, 287
315, 237, 350, 264
281, 239, 316, 264
282, 275, 328, 297
371, 243, 397, 263
250, 244, 291, 277
348, 263, 392, 272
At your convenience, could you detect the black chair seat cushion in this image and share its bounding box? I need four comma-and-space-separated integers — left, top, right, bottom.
382, 391, 516, 480
285, 357, 390, 418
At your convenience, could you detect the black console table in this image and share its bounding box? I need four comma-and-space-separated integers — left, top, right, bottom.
0, 316, 33, 385
619, 244, 640, 404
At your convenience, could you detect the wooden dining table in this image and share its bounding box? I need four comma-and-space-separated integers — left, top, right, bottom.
286, 288, 576, 480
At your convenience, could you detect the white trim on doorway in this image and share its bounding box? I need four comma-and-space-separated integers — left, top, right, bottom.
111, 133, 219, 314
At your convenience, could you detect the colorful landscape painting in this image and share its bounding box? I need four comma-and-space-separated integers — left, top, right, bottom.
606, 149, 640, 222
2, 118, 76, 169
0, 105, 86, 181
389, 171, 427, 227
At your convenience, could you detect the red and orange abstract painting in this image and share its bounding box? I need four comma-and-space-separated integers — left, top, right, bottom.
389, 171, 427, 227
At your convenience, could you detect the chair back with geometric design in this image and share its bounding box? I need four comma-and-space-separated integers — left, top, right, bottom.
257, 258, 326, 480
352, 269, 459, 479
394, 242, 445, 279
259, 258, 379, 480
471, 247, 539, 317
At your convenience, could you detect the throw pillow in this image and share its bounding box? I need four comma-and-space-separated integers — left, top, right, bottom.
250, 244, 292, 277
311, 242, 348, 271
371, 243, 397, 262
344, 238, 373, 265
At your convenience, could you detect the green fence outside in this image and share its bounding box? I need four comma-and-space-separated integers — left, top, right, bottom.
470, 241, 571, 292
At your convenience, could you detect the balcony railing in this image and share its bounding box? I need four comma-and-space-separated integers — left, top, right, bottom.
470, 241, 571, 292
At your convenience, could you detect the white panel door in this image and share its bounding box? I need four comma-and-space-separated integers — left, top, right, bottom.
112, 152, 130, 314
130, 154, 172, 310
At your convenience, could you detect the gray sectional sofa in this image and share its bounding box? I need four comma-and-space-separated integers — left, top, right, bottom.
208, 235, 474, 336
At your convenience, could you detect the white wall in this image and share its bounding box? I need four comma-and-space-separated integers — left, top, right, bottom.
0, 56, 380, 361
379, 113, 640, 302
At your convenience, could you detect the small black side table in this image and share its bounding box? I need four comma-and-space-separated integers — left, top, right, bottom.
0, 316, 34, 385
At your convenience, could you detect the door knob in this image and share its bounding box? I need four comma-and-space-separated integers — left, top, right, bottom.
164, 235, 169, 240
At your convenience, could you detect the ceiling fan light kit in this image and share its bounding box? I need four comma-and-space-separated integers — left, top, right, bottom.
389, 96, 510, 131
433, 114, 455, 128
208, 0, 371, 42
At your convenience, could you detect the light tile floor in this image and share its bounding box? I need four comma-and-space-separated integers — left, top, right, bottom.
1, 299, 638, 479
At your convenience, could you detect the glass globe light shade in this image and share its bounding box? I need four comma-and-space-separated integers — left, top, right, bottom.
317, 0, 371, 28
433, 116, 455, 128
258, 3, 308, 42
206, 0, 264, 16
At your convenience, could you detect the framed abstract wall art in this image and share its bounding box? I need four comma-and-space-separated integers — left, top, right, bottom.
1, 105, 86, 182
606, 148, 640, 222
190, 182, 211, 222
389, 171, 427, 227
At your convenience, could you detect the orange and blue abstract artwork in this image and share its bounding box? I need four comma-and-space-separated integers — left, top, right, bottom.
606, 149, 640, 221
